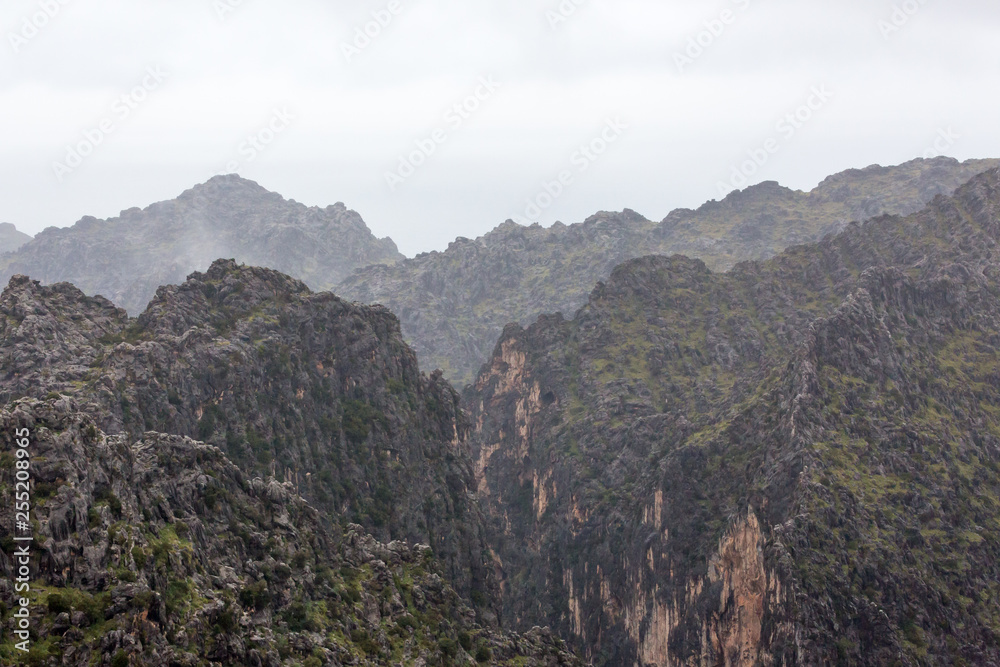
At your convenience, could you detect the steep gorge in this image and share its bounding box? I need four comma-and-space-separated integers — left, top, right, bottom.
466, 168, 1000, 665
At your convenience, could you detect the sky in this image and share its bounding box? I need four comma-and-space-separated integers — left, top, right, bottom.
1, 0, 998, 256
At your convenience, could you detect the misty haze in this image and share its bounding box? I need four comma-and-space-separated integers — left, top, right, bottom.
1, 2, 999, 666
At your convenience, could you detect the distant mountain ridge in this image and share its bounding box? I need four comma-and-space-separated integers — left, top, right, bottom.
2, 157, 997, 387
0, 222, 31, 254
0, 175, 402, 314
338, 156, 1000, 385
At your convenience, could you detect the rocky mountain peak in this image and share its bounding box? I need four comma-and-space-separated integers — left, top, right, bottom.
136, 258, 313, 336
0, 276, 128, 398
174, 173, 282, 207
0, 178, 403, 314
581, 208, 651, 227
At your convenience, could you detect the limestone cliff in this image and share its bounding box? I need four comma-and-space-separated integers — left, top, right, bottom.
466, 168, 1000, 665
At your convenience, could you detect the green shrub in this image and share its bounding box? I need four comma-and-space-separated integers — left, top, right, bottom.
216, 602, 237, 632
197, 409, 217, 440
283, 601, 310, 632
174, 521, 189, 539
34, 481, 58, 500
350, 628, 380, 655
342, 400, 376, 444
165, 579, 191, 616
94, 487, 122, 517
47, 594, 70, 615
239, 580, 271, 610
439, 637, 457, 658
74, 592, 110, 626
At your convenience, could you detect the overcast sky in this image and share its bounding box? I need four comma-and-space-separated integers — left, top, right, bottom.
1, 0, 998, 256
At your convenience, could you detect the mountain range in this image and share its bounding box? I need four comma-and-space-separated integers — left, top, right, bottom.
337, 157, 1000, 385
2, 157, 995, 387
1, 157, 999, 665
0, 175, 402, 316
0, 263, 580, 666
466, 166, 1000, 665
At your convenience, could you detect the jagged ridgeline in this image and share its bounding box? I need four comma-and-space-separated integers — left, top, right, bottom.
0, 260, 584, 664
0, 399, 582, 665
0, 175, 403, 316
339, 157, 1000, 386
467, 168, 1000, 665
0, 159, 993, 390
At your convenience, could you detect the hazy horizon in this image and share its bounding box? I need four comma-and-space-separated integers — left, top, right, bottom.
3, 0, 998, 256
4, 154, 997, 260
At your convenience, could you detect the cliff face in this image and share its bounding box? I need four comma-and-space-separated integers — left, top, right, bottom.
339, 157, 1000, 386
0, 260, 494, 621
0, 397, 583, 666
466, 169, 1000, 665
0, 175, 402, 315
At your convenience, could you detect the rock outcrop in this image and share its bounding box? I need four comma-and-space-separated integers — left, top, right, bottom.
0, 398, 583, 666
0, 259, 495, 621
466, 168, 1000, 665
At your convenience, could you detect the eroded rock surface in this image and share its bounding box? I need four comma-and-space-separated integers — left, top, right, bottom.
0, 259, 497, 622
467, 169, 1000, 665
0, 398, 583, 666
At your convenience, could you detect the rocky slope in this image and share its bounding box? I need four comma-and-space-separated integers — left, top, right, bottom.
465, 168, 1000, 665
0, 397, 582, 666
0, 223, 31, 254
0, 259, 499, 624
339, 157, 1000, 386
0, 176, 402, 315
